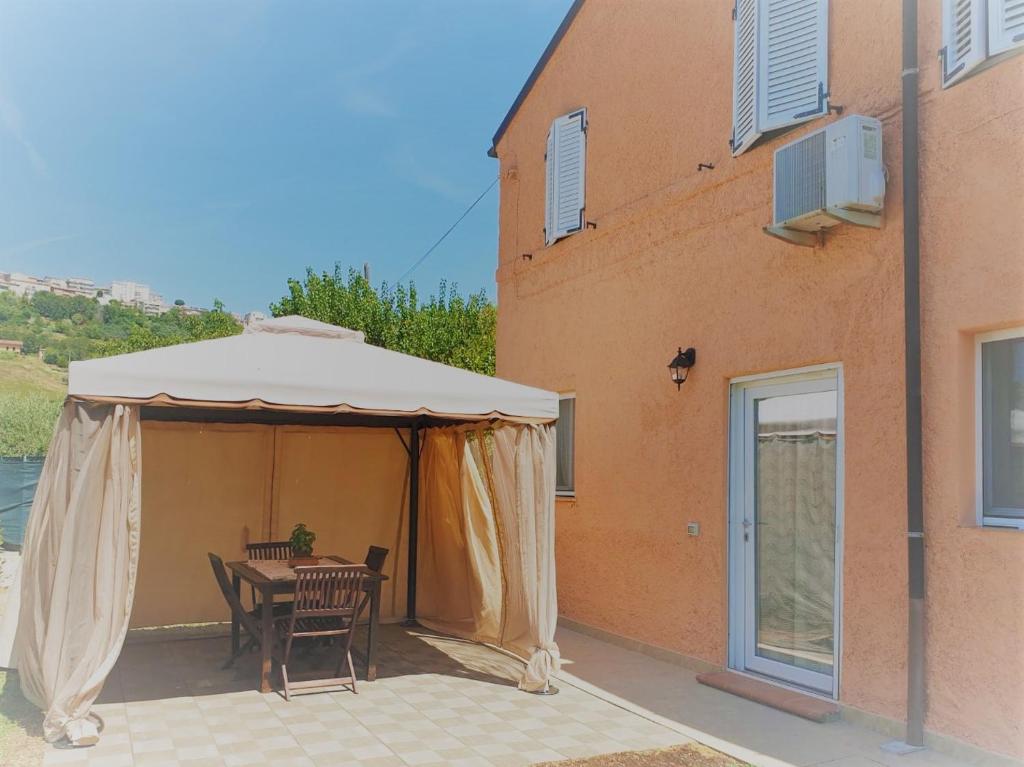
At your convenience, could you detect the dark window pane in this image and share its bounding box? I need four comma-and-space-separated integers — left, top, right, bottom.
556, 398, 575, 493
983, 337, 1024, 518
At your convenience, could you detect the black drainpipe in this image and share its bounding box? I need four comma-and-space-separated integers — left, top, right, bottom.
902, 0, 926, 749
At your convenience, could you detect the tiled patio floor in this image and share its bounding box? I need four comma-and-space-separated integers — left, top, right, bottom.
39, 623, 1019, 767
42, 625, 690, 767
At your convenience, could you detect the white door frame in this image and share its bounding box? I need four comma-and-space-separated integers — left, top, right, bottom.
727, 364, 844, 699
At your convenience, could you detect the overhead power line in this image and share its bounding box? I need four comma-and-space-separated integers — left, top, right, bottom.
395, 176, 498, 284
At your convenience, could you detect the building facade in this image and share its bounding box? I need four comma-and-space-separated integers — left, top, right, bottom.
0, 272, 50, 297
490, 0, 1023, 759
110, 280, 167, 315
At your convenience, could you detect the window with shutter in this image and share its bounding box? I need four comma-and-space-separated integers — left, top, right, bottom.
989, 0, 1024, 55
544, 109, 587, 246
941, 0, 987, 87
731, 0, 828, 156
732, 0, 761, 155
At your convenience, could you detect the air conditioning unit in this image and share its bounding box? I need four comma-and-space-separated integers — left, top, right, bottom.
766, 115, 885, 246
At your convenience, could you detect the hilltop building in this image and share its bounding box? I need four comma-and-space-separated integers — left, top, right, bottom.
110, 280, 168, 315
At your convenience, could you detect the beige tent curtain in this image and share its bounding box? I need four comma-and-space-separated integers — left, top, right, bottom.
418, 422, 559, 691
12, 402, 142, 745
417, 428, 502, 644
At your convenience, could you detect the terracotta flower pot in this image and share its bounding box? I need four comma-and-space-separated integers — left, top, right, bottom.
288, 556, 321, 567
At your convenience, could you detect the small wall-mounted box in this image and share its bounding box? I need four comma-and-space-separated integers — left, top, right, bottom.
687, 522, 700, 537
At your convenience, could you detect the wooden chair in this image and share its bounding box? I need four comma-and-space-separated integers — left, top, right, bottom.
245, 541, 294, 608
274, 565, 367, 700
364, 545, 390, 573
208, 552, 265, 668
246, 541, 293, 560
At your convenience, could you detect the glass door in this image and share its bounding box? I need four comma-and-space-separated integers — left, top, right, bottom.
729, 371, 841, 695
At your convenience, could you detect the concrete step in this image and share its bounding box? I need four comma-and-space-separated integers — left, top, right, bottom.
696, 671, 839, 723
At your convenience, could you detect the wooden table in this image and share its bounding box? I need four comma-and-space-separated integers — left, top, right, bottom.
226, 556, 387, 694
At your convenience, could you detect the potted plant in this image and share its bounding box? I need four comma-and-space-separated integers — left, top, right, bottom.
287, 523, 319, 567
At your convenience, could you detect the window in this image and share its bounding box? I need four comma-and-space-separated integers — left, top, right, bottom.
731, 0, 829, 156
556, 395, 575, 496
977, 328, 1024, 528
545, 109, 587, 245
941, 0, 1024, 88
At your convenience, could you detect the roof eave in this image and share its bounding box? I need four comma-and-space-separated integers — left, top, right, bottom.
487, 0, 586, 158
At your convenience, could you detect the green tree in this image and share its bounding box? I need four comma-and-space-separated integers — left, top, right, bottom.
184, 299, 240, 341
21, 334, 41, 356
0, 292, 31, 324
97, 303, 242, 356
271, 266, 496, 375
29, 291, 96, 321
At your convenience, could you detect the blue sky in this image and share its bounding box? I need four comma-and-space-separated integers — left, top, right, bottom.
0, 1, 569, 314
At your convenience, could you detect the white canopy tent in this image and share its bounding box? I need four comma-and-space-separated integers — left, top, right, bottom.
1, 317, 560, 745
68, 315, 556, 420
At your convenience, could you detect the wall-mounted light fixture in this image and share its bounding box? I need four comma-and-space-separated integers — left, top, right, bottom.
668, 347, 697, 389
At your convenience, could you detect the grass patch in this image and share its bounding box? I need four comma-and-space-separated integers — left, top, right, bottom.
0, 393, 63, 457
0, 671, 44, 767
540, 743, 748, 767
0, 354, 65, 458
0, 353, 66, 398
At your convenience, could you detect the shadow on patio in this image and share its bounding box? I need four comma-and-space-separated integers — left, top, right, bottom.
100, 624, 521, 705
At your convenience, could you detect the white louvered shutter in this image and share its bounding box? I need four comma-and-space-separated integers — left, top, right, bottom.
941, 0, 987, 87
732, 0, 761, 155
545, 125, 557, 246
989, 0, 1024, 55
544, 109, 587, 246
758, 0, 829, 132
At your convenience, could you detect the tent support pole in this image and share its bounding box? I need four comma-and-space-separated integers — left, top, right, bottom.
403, 420, 420, 626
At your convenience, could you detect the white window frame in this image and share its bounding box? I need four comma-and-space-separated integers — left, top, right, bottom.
975, 326, 1024, 530
727, 362, 844, 699
556, 393, 576, 497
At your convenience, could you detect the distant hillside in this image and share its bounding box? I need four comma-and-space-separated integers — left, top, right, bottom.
0, 290, 242, 456
0, 290, 242, 368
0, 351, 66, 397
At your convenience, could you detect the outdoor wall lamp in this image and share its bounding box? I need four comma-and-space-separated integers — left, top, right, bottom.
668, 347, 697, 389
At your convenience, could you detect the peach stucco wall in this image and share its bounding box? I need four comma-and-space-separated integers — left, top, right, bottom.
492, 0, 1023, 758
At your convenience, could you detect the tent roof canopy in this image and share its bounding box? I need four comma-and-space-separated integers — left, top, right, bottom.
68, 316, 557, 423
